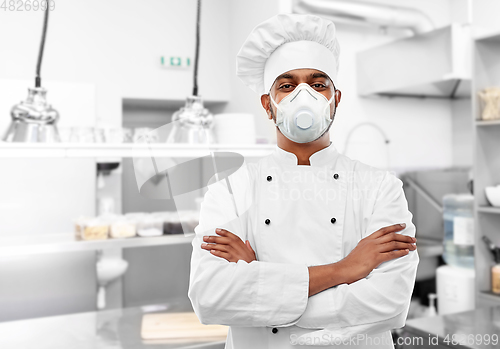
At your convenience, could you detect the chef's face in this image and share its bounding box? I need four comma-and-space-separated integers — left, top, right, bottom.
260, 68, 341, 123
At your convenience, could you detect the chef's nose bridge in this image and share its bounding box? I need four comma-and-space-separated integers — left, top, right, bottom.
289, 84, 318, 103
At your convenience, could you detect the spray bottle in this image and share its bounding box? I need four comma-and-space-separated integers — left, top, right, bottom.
482, 236, 500, 294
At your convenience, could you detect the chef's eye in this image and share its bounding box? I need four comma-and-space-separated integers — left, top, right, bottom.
312, 83, 326, 89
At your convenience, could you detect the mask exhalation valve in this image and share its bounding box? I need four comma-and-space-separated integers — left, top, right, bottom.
296, 110, 314, 129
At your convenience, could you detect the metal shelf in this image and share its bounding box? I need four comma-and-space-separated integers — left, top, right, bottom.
478, 290, 500, 303
0, 143, 276, 158
475, 119, 500, 127
477, 205, 500, 214
473, 31, 500, 307
474, 28, 500, 43
0, 233, 195, 257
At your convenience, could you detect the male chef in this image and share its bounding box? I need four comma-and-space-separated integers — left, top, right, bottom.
188, 13, 419, 349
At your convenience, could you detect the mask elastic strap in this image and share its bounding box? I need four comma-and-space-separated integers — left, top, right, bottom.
328, 93, 335, 104
324, 93, 336, 120
269, 94, 282, 125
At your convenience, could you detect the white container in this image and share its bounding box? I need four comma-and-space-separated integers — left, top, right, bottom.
136, 214, 163, 237
213, 113, 256, 144
80, 217, 109, 240
110, 217, 137, 239
436, 265, 475, 315
74, 216, 91, 240
485, 185, 500, 207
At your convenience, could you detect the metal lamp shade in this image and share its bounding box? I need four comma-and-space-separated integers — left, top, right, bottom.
3, 87, 60, 143
166, 95, 215, 144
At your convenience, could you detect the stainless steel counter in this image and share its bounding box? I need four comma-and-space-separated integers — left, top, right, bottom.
402, 306, 500, 349
0, 300, 226, 349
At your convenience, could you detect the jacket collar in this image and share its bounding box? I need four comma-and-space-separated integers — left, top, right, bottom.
271, 141, 339, 167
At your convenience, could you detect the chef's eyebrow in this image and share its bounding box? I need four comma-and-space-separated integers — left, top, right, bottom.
310, 72, 335, 88
310, 72, 329, 80
275, 73, 295, 81
275, 72, 330, 81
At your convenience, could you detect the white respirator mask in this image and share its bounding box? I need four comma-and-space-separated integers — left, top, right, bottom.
269, 83, 335, 143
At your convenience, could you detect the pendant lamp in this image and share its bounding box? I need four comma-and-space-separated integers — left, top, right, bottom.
166, 0, 215, 144
3, 4, 60, 143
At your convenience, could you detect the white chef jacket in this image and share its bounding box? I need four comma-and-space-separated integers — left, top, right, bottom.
188, 141, 419, 349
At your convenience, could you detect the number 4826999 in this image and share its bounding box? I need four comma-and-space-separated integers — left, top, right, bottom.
1, 0, 56, 11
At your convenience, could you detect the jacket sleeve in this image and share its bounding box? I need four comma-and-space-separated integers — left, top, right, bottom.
293, 171, 419, 337
188, 167, 310, 327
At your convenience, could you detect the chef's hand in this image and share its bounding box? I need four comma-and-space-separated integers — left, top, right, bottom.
201, 228, 257, 263
339, 223, 416, 285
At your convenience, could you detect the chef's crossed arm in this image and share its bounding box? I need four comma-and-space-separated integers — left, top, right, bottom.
293, 171, 420, 338
188, 174, 310, 327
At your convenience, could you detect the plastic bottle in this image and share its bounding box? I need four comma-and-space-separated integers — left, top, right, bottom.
442, 194, 475, 269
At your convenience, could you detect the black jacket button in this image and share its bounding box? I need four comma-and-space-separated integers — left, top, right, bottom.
265, 219, 271, 225
333, 173, 339, 180
267, 175, 272, 182
331, 217, 337, 224
272, 327, 278, 334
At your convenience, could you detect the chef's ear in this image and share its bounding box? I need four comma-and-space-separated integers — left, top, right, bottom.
261, 94, 273, 120
334, 89, 342, 108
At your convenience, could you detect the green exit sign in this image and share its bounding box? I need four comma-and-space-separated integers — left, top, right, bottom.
161, 56, 191, 69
